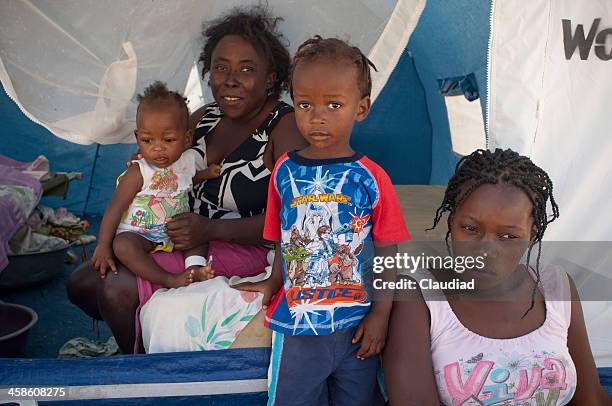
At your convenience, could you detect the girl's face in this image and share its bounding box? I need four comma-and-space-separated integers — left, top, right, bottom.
209, 35, 275, 121
450, 183, 534, 290
292, 59, 370, 157
135, 102, 191, 168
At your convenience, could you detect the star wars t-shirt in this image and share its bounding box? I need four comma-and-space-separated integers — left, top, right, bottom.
263, 151, 410, 335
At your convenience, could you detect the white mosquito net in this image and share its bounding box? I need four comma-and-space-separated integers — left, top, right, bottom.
0, 0, 425, 145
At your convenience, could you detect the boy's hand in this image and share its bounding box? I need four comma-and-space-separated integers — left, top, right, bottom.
352, 309, 390, 360
92, 244, 117, 278
233, 274, 282, 309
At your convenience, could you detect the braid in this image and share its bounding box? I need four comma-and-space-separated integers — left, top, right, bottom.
429, 148, 560, 315
290, 36, 377, 99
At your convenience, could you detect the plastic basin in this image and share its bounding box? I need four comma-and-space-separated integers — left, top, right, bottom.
0, 301, 38, 357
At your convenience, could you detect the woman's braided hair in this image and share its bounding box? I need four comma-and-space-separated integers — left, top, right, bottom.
429, 148, 560, 315
289, 36, 377, 99
199, 5, 290, 99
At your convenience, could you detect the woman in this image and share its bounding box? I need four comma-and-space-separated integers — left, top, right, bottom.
383, 149, 610, 405
67, 6, 306, 354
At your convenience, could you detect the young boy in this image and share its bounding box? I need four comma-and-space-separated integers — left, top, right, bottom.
237, 37, 410, 405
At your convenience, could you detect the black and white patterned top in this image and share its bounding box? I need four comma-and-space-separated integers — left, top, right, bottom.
189, 101, 294, 219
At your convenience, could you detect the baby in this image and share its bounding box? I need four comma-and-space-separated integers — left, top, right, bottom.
92, 81, 220, 288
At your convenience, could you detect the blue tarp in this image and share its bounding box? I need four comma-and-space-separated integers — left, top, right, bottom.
1, 349, 611, 404
0, 348, 270, 405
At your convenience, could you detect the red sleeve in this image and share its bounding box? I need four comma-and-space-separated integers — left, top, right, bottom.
363, 158, 411, 246
263, 155, 287, 242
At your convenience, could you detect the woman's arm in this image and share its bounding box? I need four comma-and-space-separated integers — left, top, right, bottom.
383, 278, 441, 406
266, 112, 308, 166
166, 212, 267, 250
566, 275, 611, 405
92, 165, 143, 276
189, 105, 207, 132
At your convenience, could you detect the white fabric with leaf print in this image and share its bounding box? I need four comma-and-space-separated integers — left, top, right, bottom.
140, 276, 262, 353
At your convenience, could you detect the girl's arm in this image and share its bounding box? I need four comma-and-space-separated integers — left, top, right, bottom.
383, 279, 441, 405
92, 165, 143, 277
566, 275, 611, 405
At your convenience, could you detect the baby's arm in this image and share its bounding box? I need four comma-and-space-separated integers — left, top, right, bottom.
192, 163, 221, 184
92, 164, 143, 277
352, 244, 397, 360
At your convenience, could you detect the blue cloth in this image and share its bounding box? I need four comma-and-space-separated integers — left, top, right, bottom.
268, 327, 383, 406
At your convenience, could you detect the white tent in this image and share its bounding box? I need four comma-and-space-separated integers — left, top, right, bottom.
0, 2, 610, 401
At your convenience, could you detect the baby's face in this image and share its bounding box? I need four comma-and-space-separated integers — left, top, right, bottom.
135, 101, 190, 168
292, 58, 370, 156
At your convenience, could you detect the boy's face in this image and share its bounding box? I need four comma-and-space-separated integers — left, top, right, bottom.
135, 101, 191, 168
292, 59, 370, 156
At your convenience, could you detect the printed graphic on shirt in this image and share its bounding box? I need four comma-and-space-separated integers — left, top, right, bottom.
126, 193, 189, 241
284, 165, 373, 308
435, 350, 576, 405
264, 152, 410, 336
150, 167, 179, 192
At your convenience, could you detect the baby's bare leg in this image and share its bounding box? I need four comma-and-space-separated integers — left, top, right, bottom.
113, 232, 175, 286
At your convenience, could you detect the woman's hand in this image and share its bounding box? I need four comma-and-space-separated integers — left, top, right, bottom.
126, 152, 142, 168
233, 275, 282, 309
166, 213, 212, 251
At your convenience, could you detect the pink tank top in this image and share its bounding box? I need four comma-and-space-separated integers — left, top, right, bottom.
415, 266, 577, 405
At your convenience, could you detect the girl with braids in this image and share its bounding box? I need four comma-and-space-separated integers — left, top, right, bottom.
383, 149, 610, 405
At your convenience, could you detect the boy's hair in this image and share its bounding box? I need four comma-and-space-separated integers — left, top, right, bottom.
199, 5, 290, 99
136, 81, 189, 129
429, 148, 560, 315
290, 36, 377, 99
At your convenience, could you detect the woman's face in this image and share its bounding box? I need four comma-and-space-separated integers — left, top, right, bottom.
209, 35, 275, 121
450, 183, 534, 290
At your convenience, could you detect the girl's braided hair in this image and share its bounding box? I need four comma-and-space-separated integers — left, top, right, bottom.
429, 148, 560, 315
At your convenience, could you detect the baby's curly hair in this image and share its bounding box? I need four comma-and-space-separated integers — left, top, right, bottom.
290, 36, 377, 99
199, 5, 290, 99
136, 81, 189, 128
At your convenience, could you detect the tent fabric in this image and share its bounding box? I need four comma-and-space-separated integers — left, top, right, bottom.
0, 0, 425, 145
487, 0, 612, 366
